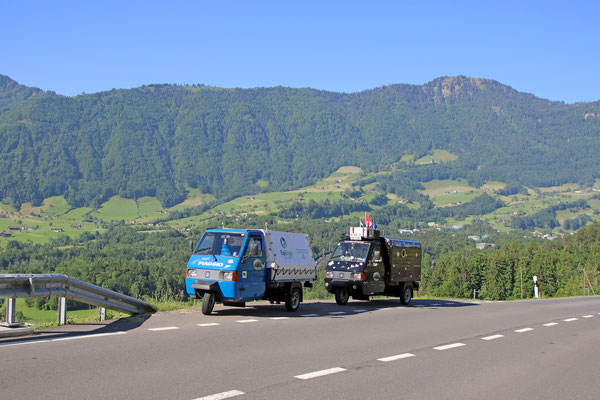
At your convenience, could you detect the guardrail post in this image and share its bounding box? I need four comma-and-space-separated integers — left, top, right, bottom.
57, 297, 67, 325
100, 307, 106, 321
5, 298, 17, 327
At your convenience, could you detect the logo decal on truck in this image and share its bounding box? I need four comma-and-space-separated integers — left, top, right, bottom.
193, 260, 224, 267
280, 237, 287, 248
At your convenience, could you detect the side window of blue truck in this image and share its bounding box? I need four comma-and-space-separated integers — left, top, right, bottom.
244, 236, 263, 257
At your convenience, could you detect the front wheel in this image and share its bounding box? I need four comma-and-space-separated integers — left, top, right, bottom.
202, 292, 216, 315
285, 287, 301, 312
335, 287, 349, 305
400, 285, 412, 305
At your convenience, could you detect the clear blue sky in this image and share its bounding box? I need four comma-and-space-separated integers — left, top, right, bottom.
2, 0, 598, 103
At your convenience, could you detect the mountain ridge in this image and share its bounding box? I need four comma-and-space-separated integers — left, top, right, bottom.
1, 74, 599, 208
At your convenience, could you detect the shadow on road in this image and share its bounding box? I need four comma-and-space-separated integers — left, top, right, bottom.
206, 298, 479, 318
0, 313, 152, 344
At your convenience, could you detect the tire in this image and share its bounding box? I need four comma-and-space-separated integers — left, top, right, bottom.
335, 287, 349, 305
201, 292, 216, 315
400, 284, 412, 305
285, 287, 302, 312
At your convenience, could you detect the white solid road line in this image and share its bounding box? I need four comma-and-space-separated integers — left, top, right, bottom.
0, 331, 127, 347
295, 367, 347, 380
51, 332, 127, 341
378, 353, 416, 362
544, 322, 559, 326
236, 319, 258, 323
148, 327, 180, 331
563, 318, 578, 322
193, 390, 245, 400
515, 328, 534, 333
582, 315, 594, 318
197, 323, 220, 327
433, 343, 466, 351
269, 317, 289, 320
481, 334, 504, 341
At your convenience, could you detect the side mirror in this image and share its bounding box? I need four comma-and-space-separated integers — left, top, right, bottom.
250, 243, 259, 257
189, 240, 194, 254
373, 249, 381, 261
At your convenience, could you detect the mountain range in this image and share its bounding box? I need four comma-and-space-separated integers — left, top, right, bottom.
1, 74, 599, 208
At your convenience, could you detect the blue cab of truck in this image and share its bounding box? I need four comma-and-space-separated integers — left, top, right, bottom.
185, 228, 317, 315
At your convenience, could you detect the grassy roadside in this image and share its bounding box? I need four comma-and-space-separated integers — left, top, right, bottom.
0, 298, 197, 329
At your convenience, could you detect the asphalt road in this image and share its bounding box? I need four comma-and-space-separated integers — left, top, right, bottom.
1, 296, 599, 400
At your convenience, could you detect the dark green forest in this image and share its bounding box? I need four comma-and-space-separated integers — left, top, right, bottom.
1, 74, 599, 208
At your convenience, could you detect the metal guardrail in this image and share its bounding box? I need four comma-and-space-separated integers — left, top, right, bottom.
1, 274, 155, 327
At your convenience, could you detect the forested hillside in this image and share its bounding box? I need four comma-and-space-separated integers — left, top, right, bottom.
1, 74, 599, 208
2, 215, 600, 303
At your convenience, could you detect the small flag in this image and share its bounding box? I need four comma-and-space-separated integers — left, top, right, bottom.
365, 213, 370, 228
359, 218, 364, 227
372, 220, 377, 229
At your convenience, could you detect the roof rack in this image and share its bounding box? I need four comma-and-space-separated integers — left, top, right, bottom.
348, 226, 380, 240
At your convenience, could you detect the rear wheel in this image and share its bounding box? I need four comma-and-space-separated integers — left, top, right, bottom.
285, 287, 301, 312
335, 287, 349, 305
400, 285, 412, 305
201, 292, 216, 315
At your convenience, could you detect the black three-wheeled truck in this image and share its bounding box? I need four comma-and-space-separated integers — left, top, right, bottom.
324, 227, 422, 305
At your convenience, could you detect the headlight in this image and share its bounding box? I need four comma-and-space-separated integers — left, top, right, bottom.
325, 271, 334, 278
187, 269, 198, 278
221, 271, 239, 281
352, 272, 365, 281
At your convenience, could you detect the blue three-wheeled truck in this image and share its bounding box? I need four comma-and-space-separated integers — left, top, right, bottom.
185, 228, 317, 314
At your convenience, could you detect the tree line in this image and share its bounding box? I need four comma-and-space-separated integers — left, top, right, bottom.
1, 214, 599, 307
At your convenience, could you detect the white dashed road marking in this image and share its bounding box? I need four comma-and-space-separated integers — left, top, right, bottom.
197, 323, 220, 327
515, 328, 534, 333
378, 353, 415, 362
563, 318, 578, 322
582, 315, 594, 318
544, 322, 559, 327
302, 314, 319, 317
414, 305, 425, 307
329, 311, 346, 315
433, 343, 466, 351
269, 317, 289, 320
444, 302, 456, 305
353, 309, 368, 313
236, 319, 258, 324
481, 334, 504, 341
148, 327, 179, 331
193, 390, 245, 400
295, 367, 347, 380
431, 303, 442, 306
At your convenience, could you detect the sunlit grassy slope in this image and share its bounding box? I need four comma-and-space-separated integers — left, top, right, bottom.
2, 167, 600, 246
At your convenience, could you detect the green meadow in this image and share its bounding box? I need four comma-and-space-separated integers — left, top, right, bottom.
2, 166, 600, 247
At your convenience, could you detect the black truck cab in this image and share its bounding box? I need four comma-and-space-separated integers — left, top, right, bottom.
324, 227, 421, 305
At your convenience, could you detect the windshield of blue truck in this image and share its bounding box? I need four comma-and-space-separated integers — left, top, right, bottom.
194, 232, 245, 257
330, 242, 370, 262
